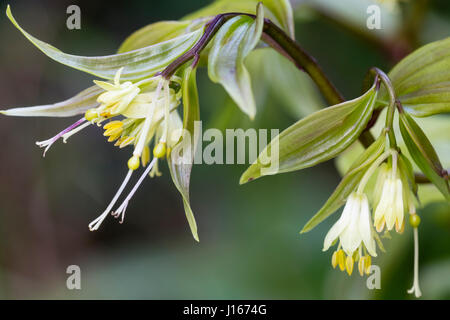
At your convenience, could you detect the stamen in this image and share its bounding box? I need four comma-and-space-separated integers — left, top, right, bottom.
408, 216, 422, 298
133, 79, 164, 157
161, 81, 171, 143
112, 157, 157, 223
36, 117, 86, 157
89, 169, 134, 231
62, 121, 92, 143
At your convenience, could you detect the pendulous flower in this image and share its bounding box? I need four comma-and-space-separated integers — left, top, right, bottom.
323, 192, 377, 276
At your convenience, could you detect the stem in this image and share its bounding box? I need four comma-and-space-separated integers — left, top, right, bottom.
161, 13, 376, 147
366, 67, 397, 149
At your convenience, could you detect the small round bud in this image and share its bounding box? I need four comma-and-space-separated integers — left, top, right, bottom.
85, 109, 98, 121
127, 155, 140, 171
153, 142, 167, 159
409, 214, 421, 228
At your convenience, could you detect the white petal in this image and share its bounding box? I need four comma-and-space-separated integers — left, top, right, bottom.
383, 180, 397, 230
358, 195, 377, 257
340, 195, 362, 256
374, 179, 390, 225
322, 195, 355, 251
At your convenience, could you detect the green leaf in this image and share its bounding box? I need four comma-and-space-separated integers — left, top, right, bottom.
301, 135, 386, 233
399, 112, 450, 200
388, 37, 450, 117
118, 21, 192, 53
208, 6, 264, 119
6, 5, 202, 81
240, 82, 379, 183
168, 66, 200, 242
183, 0, 294, 38
398, 153, 418, 196
0, 85, 102, 117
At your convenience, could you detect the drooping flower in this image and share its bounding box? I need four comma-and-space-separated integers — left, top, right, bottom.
83, 70, 184, 231
323, 192, 377, 275
373, 163, 405, 233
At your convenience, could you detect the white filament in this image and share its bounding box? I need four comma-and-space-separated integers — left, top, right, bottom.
112, 157, 157, 223
89, 169, 134, 231
407, 227, 422, 298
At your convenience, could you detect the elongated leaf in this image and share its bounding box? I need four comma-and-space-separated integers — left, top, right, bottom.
240, 83, 378, 183
1, 85, 102, 117
399, 112, 450, 200
208, 6, 264, 119
118, 21, 191, 53
183, 0, 294, 38
399, 82, 450, 117
388, 37, 450, 117
7, 6, 202, 81
301, 135, 386, 233
168, 66, 200, 242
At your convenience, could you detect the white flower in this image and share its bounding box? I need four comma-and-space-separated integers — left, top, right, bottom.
373, 166, 404, 233
323, 192, 377, 275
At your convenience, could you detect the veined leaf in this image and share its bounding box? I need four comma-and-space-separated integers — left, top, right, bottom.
400, 82, 450, 117
388, 37, 450, 117
399, 112, 450, 200
0, 85, 102, 117
7, 5, 202, 81
168, 66, 200, 242
118, 21, 192, 53
240, 82, 379, 183
183, 0, 294, 38
208, 6, 264, 119
301, 135, 386, 233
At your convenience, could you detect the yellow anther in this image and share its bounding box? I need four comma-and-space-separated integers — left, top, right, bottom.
409, 214, 421, 228
331, 251, 338, 269
85, 109, 98, 121
127, 155, 140, 171
119, 136, 135, 148
104, 126, 123, 137
337, 250, 345, 271
345, 255, 354, 276
358, 257, 366, 276
153, 142, 167, 159
114, 136, 127, 147
365, 256, 372, 275
107, 133, 121, 142
103, 121, 123, 130
142, 145, 150, 167
100, 111, 112, 118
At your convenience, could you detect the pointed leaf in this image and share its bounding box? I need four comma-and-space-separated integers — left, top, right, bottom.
7, 6, 202, 81
118, 21, 191, 53
168, 66, 200, 241
1, 85, 102, 117
399, 112, 450, 200
208, 6, 264, 119
387, 37, 450, 117
301, 135, 386, 233
240, 83, 379, 183
183, 0, 294, 38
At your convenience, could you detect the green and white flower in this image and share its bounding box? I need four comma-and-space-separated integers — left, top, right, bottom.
323, 192, 377, 275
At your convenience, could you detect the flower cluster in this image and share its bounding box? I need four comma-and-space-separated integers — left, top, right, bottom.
322, 144, 423, 295
36, 68, 184, 230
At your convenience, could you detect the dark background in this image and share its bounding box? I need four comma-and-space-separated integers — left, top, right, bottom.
0, 0, 449, 299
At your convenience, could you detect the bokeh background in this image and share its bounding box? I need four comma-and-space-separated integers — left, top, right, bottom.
0, 0, 449, 299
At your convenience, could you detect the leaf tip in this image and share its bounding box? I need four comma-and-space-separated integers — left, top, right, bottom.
6, 4, 13, 21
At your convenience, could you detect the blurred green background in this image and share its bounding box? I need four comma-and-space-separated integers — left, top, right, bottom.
0, 0, 449, 299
